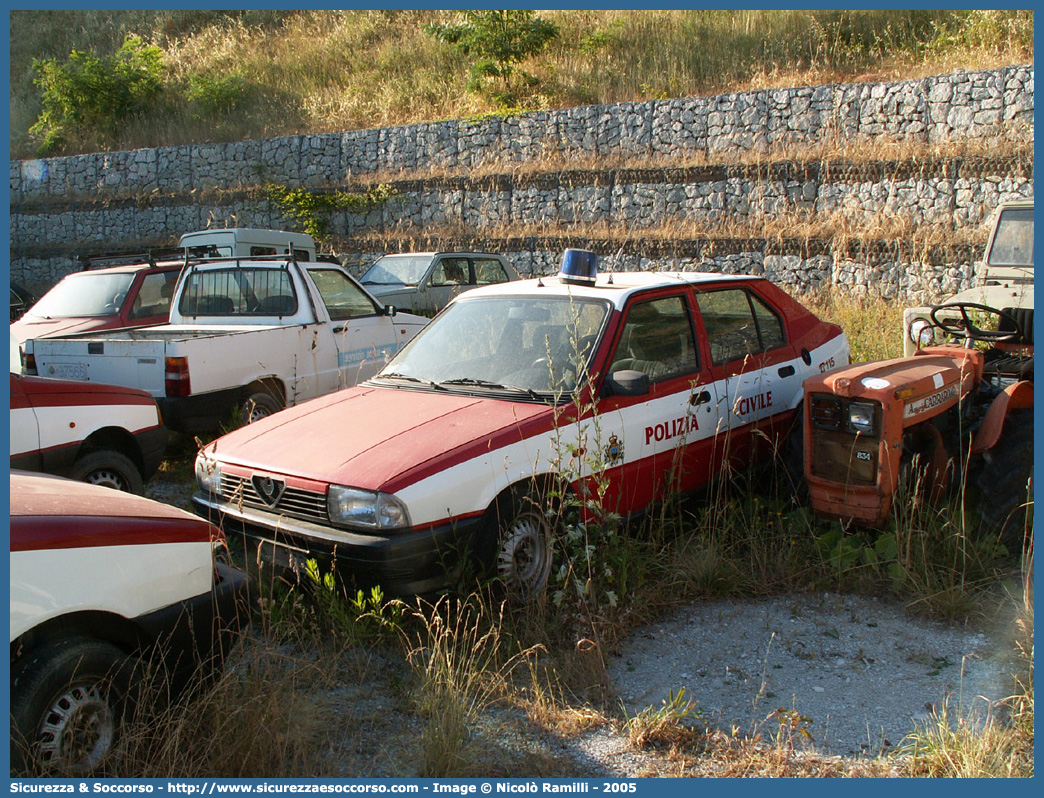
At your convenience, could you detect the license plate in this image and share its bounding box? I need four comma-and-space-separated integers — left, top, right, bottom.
256, 539, 303, 574
49, 362, 88, 380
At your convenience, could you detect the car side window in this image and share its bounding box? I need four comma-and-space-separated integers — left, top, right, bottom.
608, 295, 698, 381
474, 259, 509, 285
695, 287, 786, 364
431, 258, 469, 286
308, 268, 380, 321
129, 272, 177, 319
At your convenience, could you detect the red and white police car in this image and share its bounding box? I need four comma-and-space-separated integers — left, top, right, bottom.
10, 470, 252, 774
10, 335, 166, 493
193, 251, 848, 596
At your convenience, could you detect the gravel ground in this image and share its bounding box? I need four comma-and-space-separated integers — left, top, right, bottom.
603, 592, 1013, 758
148, 478, 1022, 775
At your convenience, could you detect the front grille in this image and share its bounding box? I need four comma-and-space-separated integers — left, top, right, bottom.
809, 428, 878, 485
219, 474, 329, 525
811, 395, 842, 430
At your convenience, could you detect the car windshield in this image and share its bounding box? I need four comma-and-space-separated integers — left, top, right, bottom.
27, 272, 135, 318
375, 295, 610, 396
360, 255, 433, 285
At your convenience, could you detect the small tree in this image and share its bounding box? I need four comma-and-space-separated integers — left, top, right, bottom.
30, 34, 165, 155
425, 10, 559, 107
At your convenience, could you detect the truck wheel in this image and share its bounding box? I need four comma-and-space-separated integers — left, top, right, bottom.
69, 450, 144, 495
977, 409, 1033, 552
11, 638, 136, 776
492, 485, 556, 599
243, 390, 282, 423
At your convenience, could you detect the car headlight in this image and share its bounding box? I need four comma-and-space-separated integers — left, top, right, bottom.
908, 317, 935, 348
328, 485, 410, 531
846, 401, 877, 435
195, 452, 222, 495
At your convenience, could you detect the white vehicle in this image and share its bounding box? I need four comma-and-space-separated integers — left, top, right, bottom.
10, 470, 251, 774
23, 253, 429, 433
904, 200, 1033, 356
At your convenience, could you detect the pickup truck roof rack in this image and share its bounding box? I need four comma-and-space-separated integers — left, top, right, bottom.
78, 247, 184, 270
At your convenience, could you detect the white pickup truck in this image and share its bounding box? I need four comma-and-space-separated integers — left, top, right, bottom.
23, 251, 429, 433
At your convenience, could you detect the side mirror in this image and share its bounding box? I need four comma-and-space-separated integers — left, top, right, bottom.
604, 369, 650, 397
384, 305, 397, 317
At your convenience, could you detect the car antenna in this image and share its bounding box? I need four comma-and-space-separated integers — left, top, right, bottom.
606, 246, 624, 285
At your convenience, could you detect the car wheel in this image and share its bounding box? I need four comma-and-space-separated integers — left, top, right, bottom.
977, 408, 1033, 552
494, 486, 555, 599
69, 450, 144, 495
243, 389, 283, 423
782, 404, 808, 503
11, 638, 136, 776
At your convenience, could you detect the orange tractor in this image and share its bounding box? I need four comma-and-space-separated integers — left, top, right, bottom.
801, 301, 1033, 551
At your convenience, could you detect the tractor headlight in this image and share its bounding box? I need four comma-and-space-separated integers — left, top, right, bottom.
328, 485, 410, 531
846, 402, 877, 435
908, 318, 934, 348
195, 452, 222, 495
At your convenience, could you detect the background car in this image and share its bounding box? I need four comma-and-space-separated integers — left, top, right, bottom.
9, 470, 252, 775
10, 281, 37, 321
10, 334, 167, 493
359, 251, 519, 314
11, 259, 182, 345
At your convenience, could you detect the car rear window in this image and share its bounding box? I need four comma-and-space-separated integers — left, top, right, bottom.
179, 268, 297, 316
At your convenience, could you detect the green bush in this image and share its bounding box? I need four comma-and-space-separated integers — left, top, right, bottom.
186, 71, 249, 118
30, 33, 165, 155
425, 10, 559, 107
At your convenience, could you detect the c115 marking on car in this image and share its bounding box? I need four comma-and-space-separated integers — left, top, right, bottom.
903, 384, 959, 418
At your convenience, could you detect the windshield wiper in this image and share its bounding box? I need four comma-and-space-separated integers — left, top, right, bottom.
375, 372, 445, 390
439, 377, 540, 399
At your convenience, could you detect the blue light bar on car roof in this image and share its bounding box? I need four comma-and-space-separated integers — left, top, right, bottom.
558, 249, 598, 286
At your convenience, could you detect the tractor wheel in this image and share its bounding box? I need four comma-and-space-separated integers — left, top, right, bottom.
976, 409, 1033, 552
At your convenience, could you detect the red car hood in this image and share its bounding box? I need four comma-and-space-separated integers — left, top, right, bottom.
10, 471, 215, 552
16, 372, 156, 403
207, 386, 552, 491
11, 315, 119, 343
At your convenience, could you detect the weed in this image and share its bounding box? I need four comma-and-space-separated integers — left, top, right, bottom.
625, 687, 704, 748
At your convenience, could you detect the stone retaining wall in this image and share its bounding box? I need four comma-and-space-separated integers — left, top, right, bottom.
9, 66, 1035, 303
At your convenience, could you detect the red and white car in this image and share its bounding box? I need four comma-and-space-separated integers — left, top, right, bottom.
193, 251, 848, 596
10, 471, 252, 775
10, 260, 182, 346
11, 334, 167, 493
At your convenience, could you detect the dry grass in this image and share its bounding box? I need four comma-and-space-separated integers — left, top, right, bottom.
9, 10, 1033, 158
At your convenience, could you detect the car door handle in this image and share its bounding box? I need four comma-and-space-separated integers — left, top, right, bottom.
690, 390, 711, 407
778, 365, 795, 378
332, 325, 345, 334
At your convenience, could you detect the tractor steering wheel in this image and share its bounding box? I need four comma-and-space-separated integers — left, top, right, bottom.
928, 301, 1023, 343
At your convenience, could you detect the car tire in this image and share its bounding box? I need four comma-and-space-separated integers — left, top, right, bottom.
493, 485, 556, 599
242, 389, 283, 423
69, 450, 144, 495
782, 404, 808, 503
11, 637, 137, 776
977, 408, 1033, 552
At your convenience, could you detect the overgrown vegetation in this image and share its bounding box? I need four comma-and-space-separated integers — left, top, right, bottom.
263, 183, 397, 243
112, 293, 1032, 778
9, 9, 1033, 157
